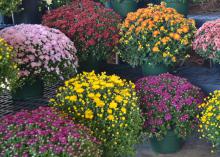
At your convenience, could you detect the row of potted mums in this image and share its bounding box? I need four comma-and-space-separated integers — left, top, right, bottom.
0, 0, 219, 156
0, 71, 219, 156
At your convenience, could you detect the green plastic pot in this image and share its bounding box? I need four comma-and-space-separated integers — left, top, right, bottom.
141, 62, 170, 76
111, 0, 138, 17
12, 79, 44, 101
163, 0, 188, 16
150, 130, 184, 154
103, 1, 112, 8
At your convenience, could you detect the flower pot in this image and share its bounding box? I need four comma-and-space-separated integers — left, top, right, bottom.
103, 1, 112, 8
12, 79, 44, 101
150, 130, 184, 154
0, 15, 13, 25
13, 0, 43, 24
141, 62, 170, 76
111, 0, 138, 17
163, 0, 188, 16
79, 56, 101, 73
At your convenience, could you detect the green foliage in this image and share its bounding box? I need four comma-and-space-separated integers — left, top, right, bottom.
0, 0, 23, 16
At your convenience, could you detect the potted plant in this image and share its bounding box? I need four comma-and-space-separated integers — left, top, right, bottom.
0, 24, 78, 100
42, 0, 121, 72
0, 0, 44, 24
0, 0, 22, 24
50, 71, 143, 157
0, 38, 19, 94
198, 90, 220, 153
111, 0, 141, 17
13, 0, 44, 24
119, 3, 196, 76
162, 0, 189, 16
193, 19, 220, 67
135, 73, 204, 153
0, 107, 102, 156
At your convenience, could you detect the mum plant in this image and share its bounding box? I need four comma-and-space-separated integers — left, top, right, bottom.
0, 0, 22, 16
0, 24, 78, 86
135, 73, 204, 140
119, 2, 196, 67
0, 107, 102, 157
193, 19, 220, 63
50, 71, 143, 157
0, 38, 18, 93
198, 90, 220, 152
42, 0, 121, 61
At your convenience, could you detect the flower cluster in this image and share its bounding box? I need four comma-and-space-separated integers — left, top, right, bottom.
119, 2, 196, 67
0, 24, 78, 85
193, 19, 220, 63
0, 0, 22, 16
198, 90, 220, 151
0, 38, 18, 93
50, 71, 143, 157
0, 107, 102, 157
42, 0, 121, 61
135, 73, 204, 140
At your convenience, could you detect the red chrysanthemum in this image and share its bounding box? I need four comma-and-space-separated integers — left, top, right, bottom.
42, 0, 121, 60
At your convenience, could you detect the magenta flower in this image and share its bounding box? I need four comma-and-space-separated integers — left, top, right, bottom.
136, 73, 204, 139
165, 113, 172, 121
0, 107, 102, 157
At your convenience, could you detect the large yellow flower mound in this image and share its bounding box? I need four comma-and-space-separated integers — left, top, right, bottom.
198, 90, 220, 152
119, 2, 196, 67
50, 71, 143, 157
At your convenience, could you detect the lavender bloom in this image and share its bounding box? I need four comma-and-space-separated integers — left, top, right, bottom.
0, 24, 78, 85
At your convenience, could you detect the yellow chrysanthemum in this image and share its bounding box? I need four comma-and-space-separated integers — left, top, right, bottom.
85, 109, 94, 120
109, 101, 118, 109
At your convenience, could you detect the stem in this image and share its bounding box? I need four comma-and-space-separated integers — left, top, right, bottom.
116, 53, 119, 64
11, 12, 15, 25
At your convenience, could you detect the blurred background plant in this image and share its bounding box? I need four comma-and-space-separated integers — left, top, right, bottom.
0, 0, 23, 16
40, 0, 71, 10
190, 0, 220, 12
